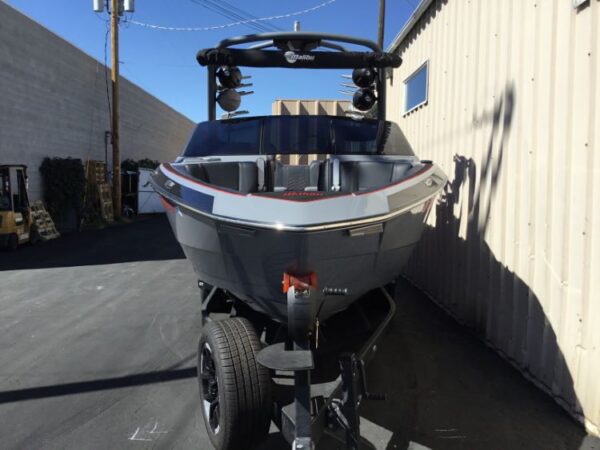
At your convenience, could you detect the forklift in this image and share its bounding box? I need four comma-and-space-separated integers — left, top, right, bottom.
0, 165, 38, 251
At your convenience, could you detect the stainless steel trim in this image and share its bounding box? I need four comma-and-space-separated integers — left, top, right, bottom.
152, 180, 443, 232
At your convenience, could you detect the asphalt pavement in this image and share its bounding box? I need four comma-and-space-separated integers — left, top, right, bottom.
0, 216, 597, 450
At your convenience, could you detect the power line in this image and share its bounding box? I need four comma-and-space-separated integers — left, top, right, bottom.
189, 0, 280, 33
128, 0, 337, 32
189, 1, 271, 33
216, 0, 281, 31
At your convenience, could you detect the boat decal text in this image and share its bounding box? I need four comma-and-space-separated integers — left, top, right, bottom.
284, 51, 315, 64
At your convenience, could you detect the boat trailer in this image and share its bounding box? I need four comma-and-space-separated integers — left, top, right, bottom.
198, 278, 397, 450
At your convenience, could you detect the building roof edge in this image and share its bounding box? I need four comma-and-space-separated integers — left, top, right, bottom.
387, 0, 435, 53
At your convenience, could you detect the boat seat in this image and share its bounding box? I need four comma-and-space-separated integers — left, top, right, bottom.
186, 162, 258, 193
324, 159, 413, 192
267, 160, 321, 192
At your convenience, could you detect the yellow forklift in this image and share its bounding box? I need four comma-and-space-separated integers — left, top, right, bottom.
0, 165, 38, 251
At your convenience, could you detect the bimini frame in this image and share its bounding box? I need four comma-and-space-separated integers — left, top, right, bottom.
196, 32, 402, 121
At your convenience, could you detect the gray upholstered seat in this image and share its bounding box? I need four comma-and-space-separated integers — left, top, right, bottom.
269, 161, 321, 192
331, 160, 413, 192
185, 162, 258, 193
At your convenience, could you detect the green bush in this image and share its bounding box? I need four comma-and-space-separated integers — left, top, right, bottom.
121, 158, 160, 172
39, 157, 85, 224
121, 158, 139, 173
137, 158, 160, 170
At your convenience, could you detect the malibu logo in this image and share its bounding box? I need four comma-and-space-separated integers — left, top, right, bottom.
284, 51, 315, 64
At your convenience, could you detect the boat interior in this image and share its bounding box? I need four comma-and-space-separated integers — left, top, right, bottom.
179, 158, 421, 195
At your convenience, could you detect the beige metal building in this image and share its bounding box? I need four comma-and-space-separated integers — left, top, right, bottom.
272, 99, 351, 164
272, 99, 350, 117
386, 0, 600, 435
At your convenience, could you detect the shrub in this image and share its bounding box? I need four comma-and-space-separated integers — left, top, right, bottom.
121, 158, 160, 172
137, 158, 160, 170
39, 157, 85, 225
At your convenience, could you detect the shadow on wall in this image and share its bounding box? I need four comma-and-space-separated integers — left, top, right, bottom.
405, 83, 585, 431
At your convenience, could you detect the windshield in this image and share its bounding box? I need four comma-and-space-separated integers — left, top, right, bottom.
182, 116, 414, 157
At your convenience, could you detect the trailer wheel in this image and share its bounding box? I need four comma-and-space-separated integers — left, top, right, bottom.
7, 234, 18, 251
198, 317, 272, 450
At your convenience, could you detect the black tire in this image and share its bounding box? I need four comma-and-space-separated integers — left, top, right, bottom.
198, 317, 272, 450
7, 234, 18, 251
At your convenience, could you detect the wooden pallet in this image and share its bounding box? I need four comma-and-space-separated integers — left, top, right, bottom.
98, 183, 114, 223
30, 201, 60, 241
85, 160, 106, 185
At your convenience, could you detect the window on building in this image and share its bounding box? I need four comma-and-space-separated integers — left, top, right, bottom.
404, 61, 429, 114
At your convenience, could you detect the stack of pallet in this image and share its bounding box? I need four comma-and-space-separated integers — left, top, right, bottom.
98, 183, 114, 223
30, 201, 60, 241
85, 160, 106, 185
84, 160, 114, 224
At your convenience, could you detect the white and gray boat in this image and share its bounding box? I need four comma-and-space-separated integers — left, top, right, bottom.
152, 116, 445, 321
150, 32, 447, 450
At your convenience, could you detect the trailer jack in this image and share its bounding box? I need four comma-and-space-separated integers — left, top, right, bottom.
328, 354, 386, 450
258, 286, 396, 449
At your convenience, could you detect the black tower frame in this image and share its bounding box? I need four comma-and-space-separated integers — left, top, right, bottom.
196, 32, 402, 121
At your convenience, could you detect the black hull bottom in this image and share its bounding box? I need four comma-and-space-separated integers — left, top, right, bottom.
167, 207, 427, 322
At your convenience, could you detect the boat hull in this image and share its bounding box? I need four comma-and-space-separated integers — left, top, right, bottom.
165, 202, 430, 322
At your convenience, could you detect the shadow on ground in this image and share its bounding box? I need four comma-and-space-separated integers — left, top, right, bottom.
358, 281, 592, 450
0, 355, 197, 404
0, 214, 184, 271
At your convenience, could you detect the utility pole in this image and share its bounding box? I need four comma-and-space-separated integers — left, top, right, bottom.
93, 0, 134, 220
110, 0, 121, 220
378, 0, 386, 49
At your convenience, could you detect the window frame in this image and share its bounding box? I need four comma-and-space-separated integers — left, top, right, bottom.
403, 60, 429, 115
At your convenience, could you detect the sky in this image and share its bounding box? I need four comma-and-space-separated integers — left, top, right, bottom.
5, 0, 417, 122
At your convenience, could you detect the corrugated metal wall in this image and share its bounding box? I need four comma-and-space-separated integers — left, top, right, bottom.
272, 100, 351, 164
387, 0, 600, 435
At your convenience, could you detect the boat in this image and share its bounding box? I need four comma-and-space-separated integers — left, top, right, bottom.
153, 116, 445, 322
150, 32, 447, 450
